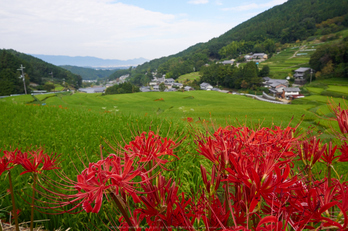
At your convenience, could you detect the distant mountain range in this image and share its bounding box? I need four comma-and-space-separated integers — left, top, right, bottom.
30, 54, 149, 68
60, 65, 127, 80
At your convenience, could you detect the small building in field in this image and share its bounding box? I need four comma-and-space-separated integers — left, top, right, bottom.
184, 86, 194, 91
164, 78, 175, 85
152, 85, 160, 92
140, 86, 151, 92
220, 59, 235, 65
262, 77, 289, 89
200, 82, 213, 91
293, 67, 315, 85
173, 83, 183, 89
252, 53, 268, 59
283, 87, 301, 97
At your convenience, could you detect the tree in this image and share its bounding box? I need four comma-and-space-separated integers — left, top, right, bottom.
104, 82, 140, 95
259, 65, 270, 77
250, 77, 262, 89
241, 80, 249, 89
243, 62, 258, 80
159, 83, 166, 92
43, 82, 55, 92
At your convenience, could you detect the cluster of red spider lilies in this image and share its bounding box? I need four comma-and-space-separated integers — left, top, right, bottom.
1, 100, 348, 231
0, 149, 60, 231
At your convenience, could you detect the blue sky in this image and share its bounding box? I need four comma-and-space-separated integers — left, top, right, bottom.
0, 0, 287, 60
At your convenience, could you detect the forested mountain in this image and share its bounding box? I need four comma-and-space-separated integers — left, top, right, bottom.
0, 49, 82, 96
125, 0, 348, 85
60, 65, 124, 80
31, 54, 148, 67
309, 38, 348, 79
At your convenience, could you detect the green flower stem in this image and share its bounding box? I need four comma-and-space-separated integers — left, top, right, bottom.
8, 171, 19, 231
327, 165, 332, 188
30, 173, 38, 231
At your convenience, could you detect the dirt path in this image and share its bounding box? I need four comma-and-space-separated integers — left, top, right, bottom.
289, 45, 306, 59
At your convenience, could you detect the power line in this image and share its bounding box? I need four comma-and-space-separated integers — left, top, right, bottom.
17, 64, 27, 94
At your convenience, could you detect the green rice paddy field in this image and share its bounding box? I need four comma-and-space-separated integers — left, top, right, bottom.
0, 84, 347, 230
260, 43, 320, 79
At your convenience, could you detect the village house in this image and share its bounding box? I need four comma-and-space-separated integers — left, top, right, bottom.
173, 83, 183, 89
282, 87, 302, 99
164, 78, 175, 85
200, 82, 213, 90
252, 53, 268, 59
293, 67, 314, 85
164, 88, 177, 92
262, 77, 290, 97
244, 55, 252, 61
140, 86, 151, 92
220, 59, 235, 65
149, 77, 165, 86
262, 77, 289, 88
184, 86, 194, 91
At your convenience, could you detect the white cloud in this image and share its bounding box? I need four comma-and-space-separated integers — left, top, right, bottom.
215, 0, 223, 6
188, 0, 209, 5
222, 0, 287, 11
0, 0, 229, 59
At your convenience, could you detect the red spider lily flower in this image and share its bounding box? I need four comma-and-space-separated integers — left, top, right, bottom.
240, 164, 297, 214
138, 175, 195, 229
124, 131, 179, 166
2, 149, 19, 162
222, 227, 250, 231
196, 125, 299, 174
15, 149, 60, 175
71, 155, 142, 213
339, 142, 348, 162
255, 216, 283, 231
200, 165, 221, 195
0, 149, 20, 175
201, 195, 231, 230
42, 152, 61, 171
288, 185, 340, 230
40, 154, 146, 215
321, 141, 339, 165
0, 156, 13, 175
298, 137, 327, 168
332, 104, 348, 134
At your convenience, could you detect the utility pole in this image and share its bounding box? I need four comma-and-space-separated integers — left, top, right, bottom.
310, 69, 313, 83
17, 64, 27, 94
49, 72, 54, 81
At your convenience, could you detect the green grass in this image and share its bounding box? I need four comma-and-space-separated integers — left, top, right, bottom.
306, 87, 324, 94
177, 72, 201, 82
327, 85, 348, 93
53, 83, 65, 91
38, 91, 321, 129
0, 88, 346, 230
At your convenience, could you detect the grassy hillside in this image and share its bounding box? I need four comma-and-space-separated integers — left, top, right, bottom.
260, 43, 318, 78
0, 49, 82, 96
177, 72, 201, 83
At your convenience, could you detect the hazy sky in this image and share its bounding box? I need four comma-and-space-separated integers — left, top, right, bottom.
0, 0, 287, 60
